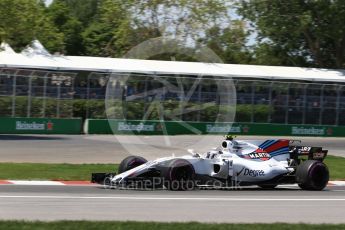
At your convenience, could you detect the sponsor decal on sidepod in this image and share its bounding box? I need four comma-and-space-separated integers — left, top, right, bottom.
237, 167, 265, 177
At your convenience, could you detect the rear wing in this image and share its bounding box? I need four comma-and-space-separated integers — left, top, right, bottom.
289, 146, 328, 161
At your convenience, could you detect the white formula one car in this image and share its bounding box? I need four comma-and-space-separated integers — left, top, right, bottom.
92, 136, 329, 190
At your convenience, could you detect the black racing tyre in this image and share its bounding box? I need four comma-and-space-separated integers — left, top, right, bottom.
163, 159, 195, 191
258, 184, 278, 189
296, 160, 329, 191
118, 156, 147, 174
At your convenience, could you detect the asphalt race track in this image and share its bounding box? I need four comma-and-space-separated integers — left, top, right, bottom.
0, 134, 344, 223
0, 184, 344, 223
0, 134, 344, 163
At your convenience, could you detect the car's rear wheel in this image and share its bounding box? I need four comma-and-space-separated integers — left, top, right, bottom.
163, 159, 195, 191
118, 156, 147, 173
296, 160, 329, 191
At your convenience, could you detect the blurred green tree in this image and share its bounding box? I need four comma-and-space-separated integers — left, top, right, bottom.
238, 0, 345, 68
0, 0, 64, 52
47, 0, 84, 55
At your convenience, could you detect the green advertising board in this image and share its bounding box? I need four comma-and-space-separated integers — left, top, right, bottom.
222, 123, 345, 137
0, 117, 82, 134
85, 119, 345, 137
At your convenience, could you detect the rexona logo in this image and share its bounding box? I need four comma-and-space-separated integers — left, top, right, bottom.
118, 122, 155, 132
291, 126, 325, 136
206, 124, 241, 133
15, 121, 54, 131
243, 168, 265, 177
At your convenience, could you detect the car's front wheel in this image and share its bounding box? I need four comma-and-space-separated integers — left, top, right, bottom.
163, 159, 195, 191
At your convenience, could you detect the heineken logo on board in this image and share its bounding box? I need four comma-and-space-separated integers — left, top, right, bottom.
15, 121, 54, 131
206, 124, 242, 133
118, 122, 155, 132
291, 126, 325, 135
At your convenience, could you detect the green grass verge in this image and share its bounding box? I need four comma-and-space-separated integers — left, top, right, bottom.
0, 221, 344, 230
0, 163, 118, 181
324, 155, 345, 180
0, 155, 343, 181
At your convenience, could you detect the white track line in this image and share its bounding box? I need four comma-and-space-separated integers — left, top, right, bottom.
0, 195, 345, 201
7, 181, 65, 186
0, 180, 344, 187
329, 181, 345, 186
